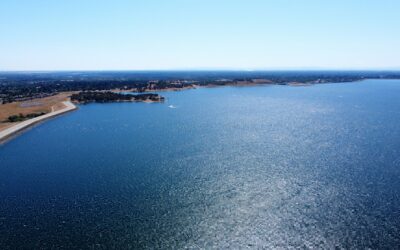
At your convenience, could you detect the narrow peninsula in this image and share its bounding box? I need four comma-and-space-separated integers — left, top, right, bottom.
70, 91, 165, 104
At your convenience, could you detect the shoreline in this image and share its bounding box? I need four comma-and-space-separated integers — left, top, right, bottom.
0, 79, 375, 144
0, 101, 77, 143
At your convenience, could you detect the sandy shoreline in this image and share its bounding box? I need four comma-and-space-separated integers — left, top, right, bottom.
0, 101, 77, 143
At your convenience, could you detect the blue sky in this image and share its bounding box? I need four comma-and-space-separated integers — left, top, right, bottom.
0, 0, 399, 71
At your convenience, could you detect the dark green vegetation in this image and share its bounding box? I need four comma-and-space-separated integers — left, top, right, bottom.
1, 71, 400, 103
71, 91, 164, 103
7, 112, 46, 122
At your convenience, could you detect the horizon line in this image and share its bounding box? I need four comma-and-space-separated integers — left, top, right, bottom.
1, 68, 400, 73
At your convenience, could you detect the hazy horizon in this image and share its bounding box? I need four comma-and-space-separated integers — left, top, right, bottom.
1, 67, 400, 73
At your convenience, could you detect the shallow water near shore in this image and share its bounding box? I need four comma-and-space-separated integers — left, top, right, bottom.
1, 79, 400, 248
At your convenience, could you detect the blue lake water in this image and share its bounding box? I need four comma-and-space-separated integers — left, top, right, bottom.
1, 79, 400, 248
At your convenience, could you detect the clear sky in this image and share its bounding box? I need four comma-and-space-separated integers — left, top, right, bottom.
0, 0, 399, 71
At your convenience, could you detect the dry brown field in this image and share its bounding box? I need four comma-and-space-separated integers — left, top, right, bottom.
0, 93, 72, 130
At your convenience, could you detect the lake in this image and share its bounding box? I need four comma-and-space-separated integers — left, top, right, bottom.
1, 80, 400, 248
